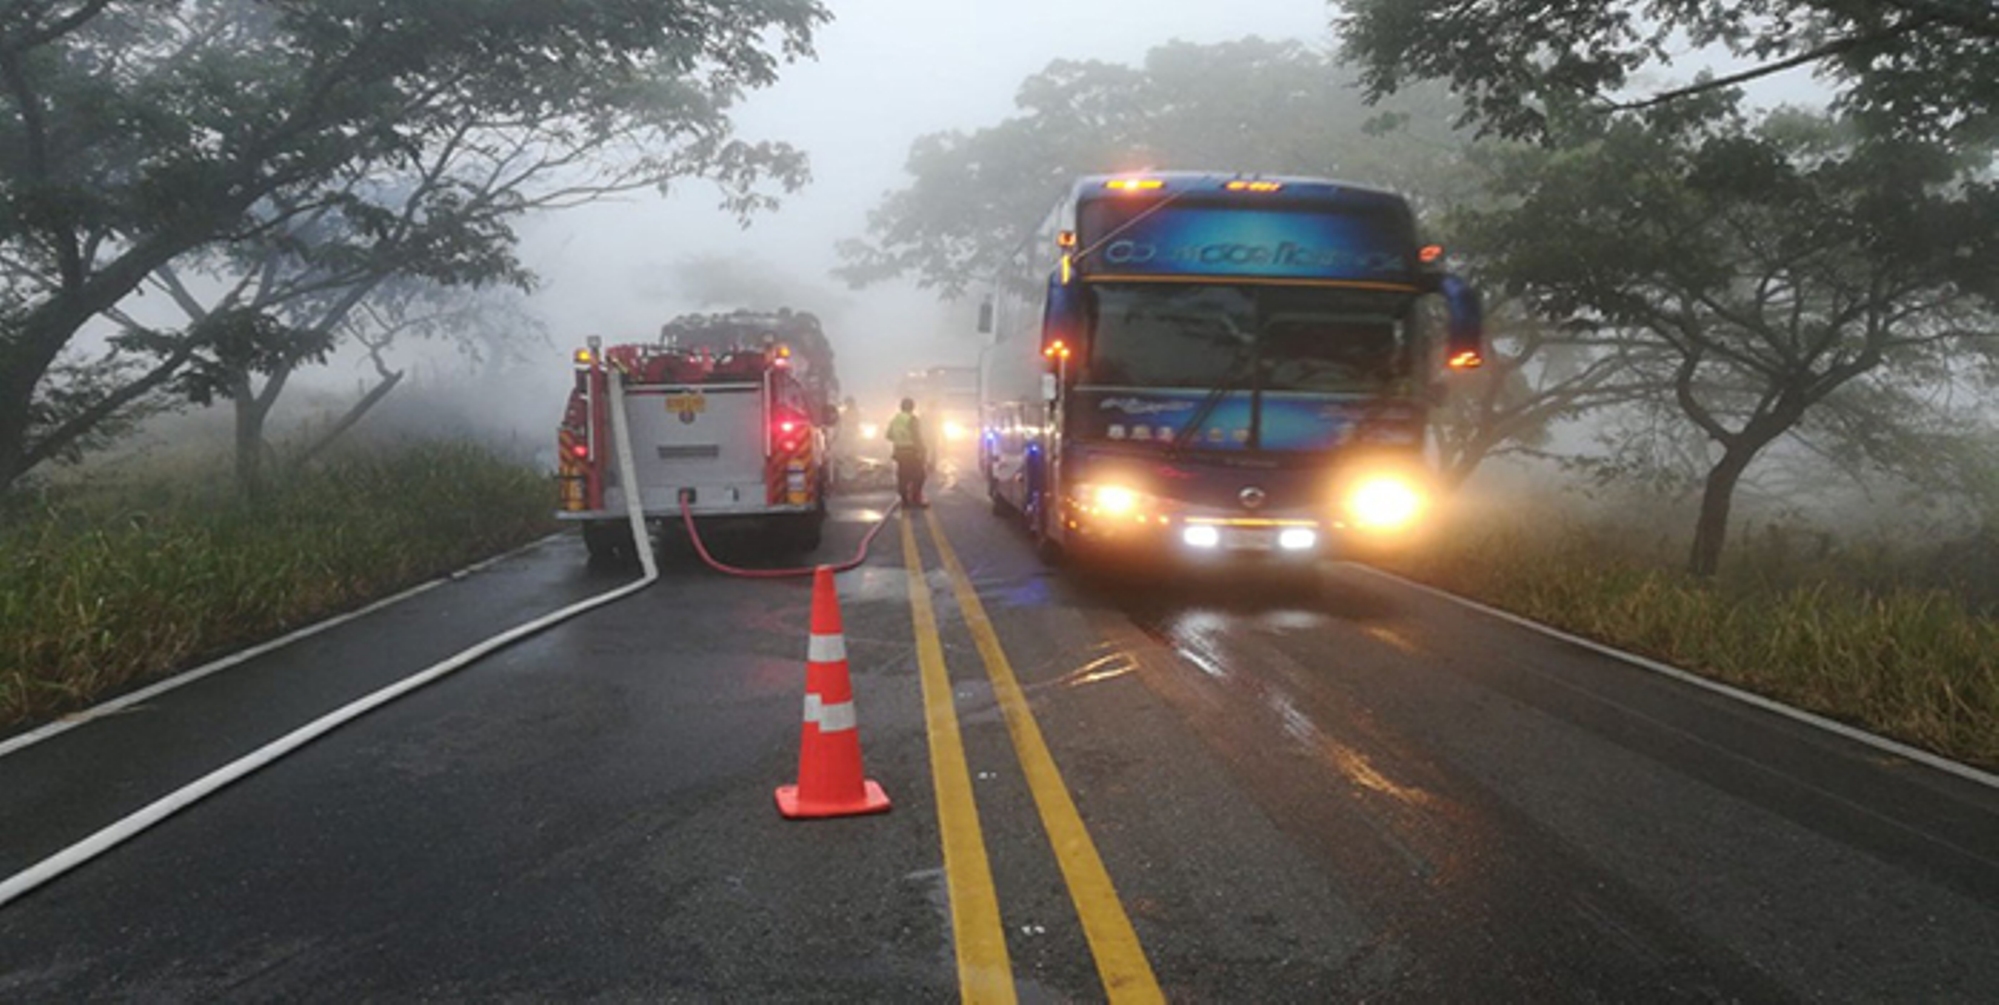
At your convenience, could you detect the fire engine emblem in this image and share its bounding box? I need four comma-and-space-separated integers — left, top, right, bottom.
664, 392, 706, 423
1238, 486, 1267, 510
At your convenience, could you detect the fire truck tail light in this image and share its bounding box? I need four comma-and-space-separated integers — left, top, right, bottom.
774, 417, 808, 453
570, 442, 588, 459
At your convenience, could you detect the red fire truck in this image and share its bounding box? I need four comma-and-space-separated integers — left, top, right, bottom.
556, 336, 833, 562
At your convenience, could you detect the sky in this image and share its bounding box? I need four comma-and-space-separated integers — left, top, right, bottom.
517, 0, 1340, 407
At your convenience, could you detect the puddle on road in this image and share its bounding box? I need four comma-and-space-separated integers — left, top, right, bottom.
838, 565, 912, 604
1055, 651, 1138, 689
832, 506, 892, 524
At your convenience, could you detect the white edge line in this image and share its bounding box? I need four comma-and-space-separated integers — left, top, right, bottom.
1346, 563, 1999, 792
0, 572, 651, 909
0, 532, 563, 760
0, 371, 659, 910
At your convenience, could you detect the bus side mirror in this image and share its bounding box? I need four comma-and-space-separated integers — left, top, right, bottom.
977, 297, 994, 335
1042, 275, 1083, 359
1441, 274, 1484, 370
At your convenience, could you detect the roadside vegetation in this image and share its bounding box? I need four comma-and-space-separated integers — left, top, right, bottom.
1385, 508, 1999, 772
0, 442, 555, 729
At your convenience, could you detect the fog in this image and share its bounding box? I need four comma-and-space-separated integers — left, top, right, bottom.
515, 1, 1338, 416
62, 0, 1879, 520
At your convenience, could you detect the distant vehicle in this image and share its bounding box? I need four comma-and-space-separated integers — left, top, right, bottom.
979, 172, 1485, 565
555, 332, 835, 562
896, 365, 980, 454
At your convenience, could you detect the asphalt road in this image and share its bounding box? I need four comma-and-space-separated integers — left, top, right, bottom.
3, 480, 1996, 1001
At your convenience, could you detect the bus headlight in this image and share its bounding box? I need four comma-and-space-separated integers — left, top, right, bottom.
1346, 476, 1426, 531
1182, 525, 1222, 549
1092, 484, 1140, 516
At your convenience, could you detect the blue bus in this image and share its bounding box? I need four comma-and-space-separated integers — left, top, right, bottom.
978, 172, 1484, 564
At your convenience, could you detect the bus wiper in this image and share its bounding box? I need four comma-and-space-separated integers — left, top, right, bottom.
1168, 351, 1255, 458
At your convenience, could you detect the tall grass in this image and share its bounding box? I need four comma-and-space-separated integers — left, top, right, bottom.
0, 442, 556, 727
1387, 519, 1999, 772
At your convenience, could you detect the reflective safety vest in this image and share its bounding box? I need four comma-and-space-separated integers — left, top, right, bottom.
886, 411, 922, 451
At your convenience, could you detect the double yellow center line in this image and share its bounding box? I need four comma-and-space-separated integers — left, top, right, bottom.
902, 510, 1163, 1004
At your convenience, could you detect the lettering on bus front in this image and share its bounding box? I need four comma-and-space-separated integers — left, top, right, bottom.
1102, 239, 1404, 275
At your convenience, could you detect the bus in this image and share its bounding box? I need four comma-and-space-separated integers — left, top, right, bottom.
978, 172, 1484, 565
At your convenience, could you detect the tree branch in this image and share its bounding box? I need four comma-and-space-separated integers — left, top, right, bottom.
18, 345, 194, 472
1612, 15, 1937, 112
1, 0, 118, 54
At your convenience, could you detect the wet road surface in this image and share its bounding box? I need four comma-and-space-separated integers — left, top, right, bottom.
3, 482, 1996, 1001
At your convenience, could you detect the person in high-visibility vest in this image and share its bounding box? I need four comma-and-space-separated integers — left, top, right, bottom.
886, 397, 927, 508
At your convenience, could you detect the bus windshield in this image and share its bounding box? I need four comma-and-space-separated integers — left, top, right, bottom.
1084, 283, 1412, 393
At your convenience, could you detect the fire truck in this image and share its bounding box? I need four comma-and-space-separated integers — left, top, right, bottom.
556, 335, 834, 562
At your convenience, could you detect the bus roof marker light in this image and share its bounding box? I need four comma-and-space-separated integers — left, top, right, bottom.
1105, 178, 1164, 192
1225, 180, 1283, 193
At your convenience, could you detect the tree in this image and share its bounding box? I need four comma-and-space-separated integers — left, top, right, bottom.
109, 84, 739, 498
287, 280, 548, 474
1431, 301, 1663, 489
838, 38, 1471, 297
1458, 98, 1999, 575
1, 0, 825, 491
1337, 0, 1999, 144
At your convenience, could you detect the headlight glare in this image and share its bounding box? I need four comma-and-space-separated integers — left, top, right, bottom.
1182, 525, 1221, 549
1348, 476, 1425, 531
1093, 484, 1139, 516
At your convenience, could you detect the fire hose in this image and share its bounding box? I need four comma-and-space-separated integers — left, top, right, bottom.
0, 369, 661, 909
680, 494, 901, 579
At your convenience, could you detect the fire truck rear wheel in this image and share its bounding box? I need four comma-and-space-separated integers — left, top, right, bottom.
582, 520, 633, 565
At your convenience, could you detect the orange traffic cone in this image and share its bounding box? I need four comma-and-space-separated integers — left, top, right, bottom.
776, 566, 892, 819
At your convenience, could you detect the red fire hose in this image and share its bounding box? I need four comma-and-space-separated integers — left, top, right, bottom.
680, 496, 902, 578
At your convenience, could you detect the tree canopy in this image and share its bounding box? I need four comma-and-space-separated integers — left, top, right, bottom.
0, 0, 826, 489
838, 38, 1467, 298
1458, 95, 1999, 573
1337, 0, 1999, 143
